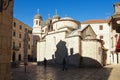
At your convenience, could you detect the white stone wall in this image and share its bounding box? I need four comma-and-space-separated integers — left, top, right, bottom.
37, 30, 81, 66
37, 31, 66, 62
66, 36, 81, 66
37, 41, 46, 62
81, 23, 111, 64
33, 27, 41, 34
66, 37, 80, 55
81, 40, 103, 67
81, 23, 110, 48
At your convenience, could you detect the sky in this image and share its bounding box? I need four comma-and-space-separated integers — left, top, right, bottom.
14, 0, 119, 27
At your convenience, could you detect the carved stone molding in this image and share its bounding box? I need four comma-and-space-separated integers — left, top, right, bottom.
0, 0, 13, 12
3, 0, 10, 10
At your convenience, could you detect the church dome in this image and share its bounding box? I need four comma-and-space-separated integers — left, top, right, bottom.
34, 14, 42, 19
53, 17, 80, 30
60, 17, 73, 20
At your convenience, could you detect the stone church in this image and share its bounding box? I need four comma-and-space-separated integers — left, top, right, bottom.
32, 13, 106, 67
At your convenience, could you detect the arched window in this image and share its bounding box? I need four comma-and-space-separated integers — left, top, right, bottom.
36, 20, 38, 25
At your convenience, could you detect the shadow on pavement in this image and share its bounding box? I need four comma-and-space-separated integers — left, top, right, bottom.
12, 62, 113, 80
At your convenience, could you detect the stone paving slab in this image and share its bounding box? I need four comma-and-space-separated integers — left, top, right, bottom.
12, 62, 120, 80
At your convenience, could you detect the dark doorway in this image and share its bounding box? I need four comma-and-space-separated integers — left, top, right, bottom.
18, 54, 21, 61
117, 53, 119, 63
12, 52, 16, 62
28, 55, 31, 61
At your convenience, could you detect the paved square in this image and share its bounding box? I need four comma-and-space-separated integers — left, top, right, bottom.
12, 62, 120, 80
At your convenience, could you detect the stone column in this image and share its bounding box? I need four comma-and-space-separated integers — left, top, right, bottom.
0, 0, 14, 80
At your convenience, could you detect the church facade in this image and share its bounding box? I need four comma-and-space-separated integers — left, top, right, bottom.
32, 13, 105, 67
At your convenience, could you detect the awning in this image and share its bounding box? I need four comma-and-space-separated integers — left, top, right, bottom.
115, 34, 120, 52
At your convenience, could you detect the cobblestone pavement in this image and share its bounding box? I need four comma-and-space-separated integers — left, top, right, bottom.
12, 62, 120, 80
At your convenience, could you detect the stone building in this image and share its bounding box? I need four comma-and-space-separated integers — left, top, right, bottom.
32, 13, 105, 67
12, 18, 33, 63
109, 2, 120, 64
0, 0, 14, 80
81, 19, 111, 65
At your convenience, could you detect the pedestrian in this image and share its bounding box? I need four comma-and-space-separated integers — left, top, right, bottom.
62, 58, 67, 71
44, 58, 47, 68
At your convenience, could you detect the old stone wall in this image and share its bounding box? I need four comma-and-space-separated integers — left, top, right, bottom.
81, 40, 103, 67
0, 0, 14, 80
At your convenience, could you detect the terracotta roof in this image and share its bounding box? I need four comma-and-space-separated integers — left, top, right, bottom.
81, 19, 109, 24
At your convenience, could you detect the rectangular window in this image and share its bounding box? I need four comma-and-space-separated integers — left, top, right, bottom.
36, 20, 38, 25
28, 30, 32, 34
19, 34, 21, 38
70, 48, 73, 55
13, 42, 15, 48
115, 34, 118, 46
13, 31, 16, 37
42, 30, 44, 32
14, 22, 16, 27
28, 44, 30, 49
25, 28, 27, 32
19, 25, 22, 30
100, 35, 103, 39
99, 25, 103, 30
19, 43, 21, 48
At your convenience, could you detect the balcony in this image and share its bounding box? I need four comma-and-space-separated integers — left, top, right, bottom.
13, 46, 19, 51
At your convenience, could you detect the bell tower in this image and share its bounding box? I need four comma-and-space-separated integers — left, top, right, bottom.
33, 9, 42, 38
110, 2, 120, 33
114, 2, 120, 15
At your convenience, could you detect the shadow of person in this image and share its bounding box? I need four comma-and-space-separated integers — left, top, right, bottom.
55, 40, 68, 65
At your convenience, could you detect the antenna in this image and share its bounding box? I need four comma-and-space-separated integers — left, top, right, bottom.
48, 13, 50, 19
55, 9, 58, 15
37, 8, 40, 14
